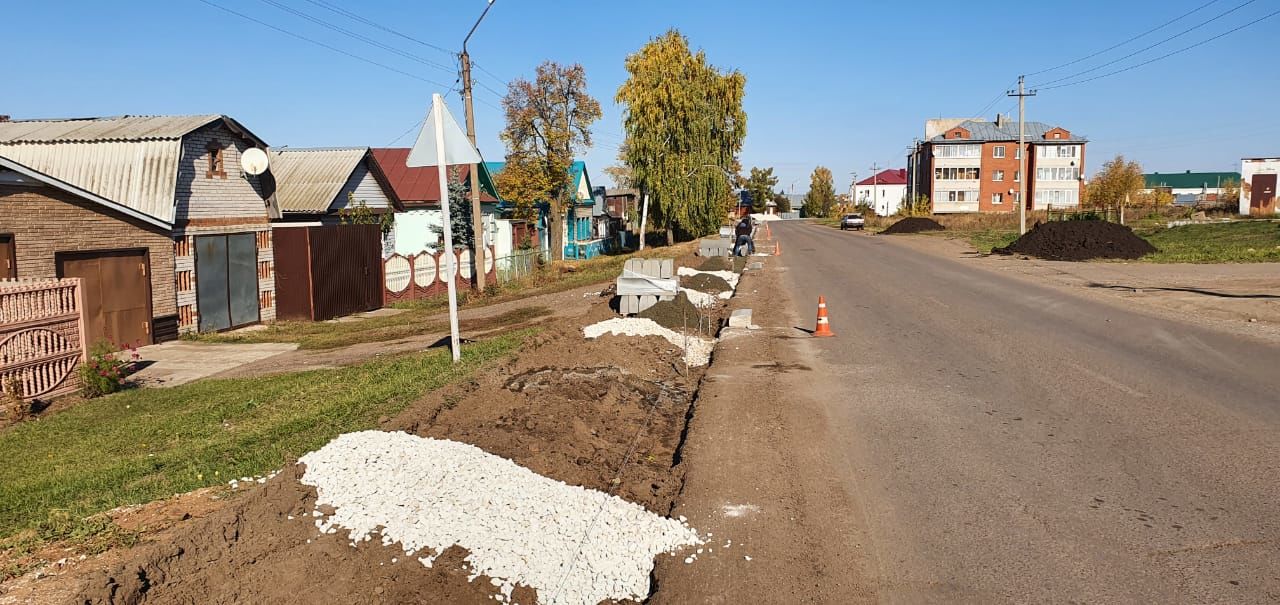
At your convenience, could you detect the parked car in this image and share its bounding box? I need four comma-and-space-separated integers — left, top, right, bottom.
840, 214, 865, 230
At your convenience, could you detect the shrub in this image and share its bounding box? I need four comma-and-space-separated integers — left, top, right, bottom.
78, 341, 139, 398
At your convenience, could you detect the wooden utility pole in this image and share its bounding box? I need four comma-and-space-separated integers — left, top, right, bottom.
461, 0, 495, 290
1009, 75, 1037, 235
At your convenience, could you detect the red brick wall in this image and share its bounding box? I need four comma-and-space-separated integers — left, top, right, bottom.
0, 184, 177, 323
979, 142, 1021, 213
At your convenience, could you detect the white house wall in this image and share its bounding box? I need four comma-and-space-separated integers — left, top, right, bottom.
855, 183, 907, 217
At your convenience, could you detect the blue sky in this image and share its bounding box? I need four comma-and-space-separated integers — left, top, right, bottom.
5, 0, 1276, 192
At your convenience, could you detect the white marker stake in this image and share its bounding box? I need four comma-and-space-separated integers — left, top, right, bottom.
432, 94, 462, 362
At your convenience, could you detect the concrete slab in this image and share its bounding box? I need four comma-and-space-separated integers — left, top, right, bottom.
130, 341, 299, 388
728, 308, 753, 328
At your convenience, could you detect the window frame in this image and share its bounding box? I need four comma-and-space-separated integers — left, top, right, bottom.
206, 143, 227, 179
993, 146, 1006, 159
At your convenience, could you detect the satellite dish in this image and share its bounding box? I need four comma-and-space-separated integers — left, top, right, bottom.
241, 147, 270, 176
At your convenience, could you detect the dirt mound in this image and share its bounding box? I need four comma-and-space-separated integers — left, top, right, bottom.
71, 300, 703, 604
698, 256, 746, 273
682, 273, 731, 294
638, 292, 712, 333
994, 220, 1157, 261
881, 217, 945, 234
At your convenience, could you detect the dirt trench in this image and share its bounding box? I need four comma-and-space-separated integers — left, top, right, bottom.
70, 299, 720, 604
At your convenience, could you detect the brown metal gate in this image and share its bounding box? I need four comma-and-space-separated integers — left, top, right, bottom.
0, 234, 15, 279
272, 224, 382, 321
56, 249, 153, 347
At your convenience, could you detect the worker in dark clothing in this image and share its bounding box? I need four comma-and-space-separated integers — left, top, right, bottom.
732, 216, 755, 256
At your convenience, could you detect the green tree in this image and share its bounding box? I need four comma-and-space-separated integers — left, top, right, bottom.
802, 166, 837, 218
743, 167, 778, 213
772, 190, 791, 213
500, 60, 601, 260
430, 167, 473, 249
616, 29, 747, 243
1086, 154, 1144, 208
338, 192, 393, 234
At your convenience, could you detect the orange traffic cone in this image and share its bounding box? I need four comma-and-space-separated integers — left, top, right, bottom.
774, 241, 782, 256
813, 296, 835, 337
764, 223, 773, 239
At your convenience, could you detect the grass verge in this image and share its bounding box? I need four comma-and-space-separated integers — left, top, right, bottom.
1137, 221, 1280, 263
0, 330, 533, 549
192, 243, 692, 349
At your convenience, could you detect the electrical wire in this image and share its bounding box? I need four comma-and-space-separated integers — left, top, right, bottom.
472, 61, 510, 88
256, 0, 456, 74
194, 0, 453, 88
1026, 0, 1224, 77
1037, 7, 1280, 91
297, 0, 456, 56
385, 119, 424, 147
1031, 0, 1259, 88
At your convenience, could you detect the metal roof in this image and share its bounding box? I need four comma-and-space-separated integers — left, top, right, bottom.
1144, 171, 1240, 189
371, 148, 500, 205
929, 119, 1087, 143
856, 169, 908, 186
0, 115, 269, 226
0, 155, 171, 230
0, 140, 183, 224
269, 147, 370, 213
0, 115, 265, 145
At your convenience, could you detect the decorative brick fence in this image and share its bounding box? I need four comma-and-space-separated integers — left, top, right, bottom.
0, 278, 86, 401
384, 247, 496, 305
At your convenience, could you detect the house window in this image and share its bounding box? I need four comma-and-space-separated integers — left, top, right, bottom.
1014, 170, 1021, 182
206, 143, 227, 179
1054, 132, 1062, 139
934, 144, 981, 158
1015, 148, 1022, 160
1037, 145, 1079, 159
992, 193, 1004, 205
993, 146, 1006, 158
938, 190, 978, 202
993, 170, 1005, 182
1036, 166, 1080, 181
935, 167, 980, 180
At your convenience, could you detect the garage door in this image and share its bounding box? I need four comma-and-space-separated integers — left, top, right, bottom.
195, 233, 260, 332
57, 249, 153, 347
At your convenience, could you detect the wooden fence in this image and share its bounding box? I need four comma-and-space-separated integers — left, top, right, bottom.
383, 246, 497, 305
0, 278, 86, 401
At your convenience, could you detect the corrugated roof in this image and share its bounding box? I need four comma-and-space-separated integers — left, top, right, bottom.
269, 147, 369, 213
929, 119, 1086, 143
0, 115, 269, 225
1144, 171, 1240, 189
370, 148, 500, 205
0, 155, 172, 230
0, 140, 183, 224
856, 169, 908, 186
0, 115, 257, 144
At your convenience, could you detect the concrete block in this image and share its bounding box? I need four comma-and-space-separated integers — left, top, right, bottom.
748, 262, 763, 270
639, 295, 657, 312
699, 238, 731, 257
727, 308, 753, 328
660, 258, 673, 278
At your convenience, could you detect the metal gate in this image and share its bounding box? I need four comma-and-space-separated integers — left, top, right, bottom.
56, 249, 153, 347
271, 224, 382, 321
196, 233, 260, 332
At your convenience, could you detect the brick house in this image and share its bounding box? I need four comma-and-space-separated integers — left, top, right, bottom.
912, 115, 1087, 213
0, 115, 278, 342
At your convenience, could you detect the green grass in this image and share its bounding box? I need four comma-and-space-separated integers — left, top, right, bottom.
0, 331, 532, 542
956, 229, 1019, 254
191, 244, 691, 349
1138, 221, 1280, 263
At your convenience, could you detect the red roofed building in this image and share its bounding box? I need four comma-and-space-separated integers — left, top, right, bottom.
854, 168, 908, 216
369, 148, 506, 258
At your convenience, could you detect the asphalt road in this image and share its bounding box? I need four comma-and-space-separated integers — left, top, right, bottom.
773, 221, 1279, 603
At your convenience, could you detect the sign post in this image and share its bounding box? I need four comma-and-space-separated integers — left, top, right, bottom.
406, 93, 483, 362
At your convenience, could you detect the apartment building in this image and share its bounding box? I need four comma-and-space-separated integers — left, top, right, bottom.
910, 115, 1087, 213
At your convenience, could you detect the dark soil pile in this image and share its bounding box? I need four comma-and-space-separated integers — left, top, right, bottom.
638, 291, 710, 332
682, 273, 731, 294
71, 301, 704, 604
881, 217, 945, 234
994, 220, 1157, 261
698, 255, 747, 273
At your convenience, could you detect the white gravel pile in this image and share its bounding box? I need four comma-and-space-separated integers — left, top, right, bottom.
299, 431, 703, 605
679, 287, 718, 309
583, 317, 714, 366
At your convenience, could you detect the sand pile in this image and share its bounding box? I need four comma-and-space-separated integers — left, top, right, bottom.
994, 220, 1157, 261
638, 292, 707, 329
881, 217, 945, 234
682, 273, 731, 294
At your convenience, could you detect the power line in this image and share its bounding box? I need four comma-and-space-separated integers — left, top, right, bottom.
297, 0, 455, 56
1027, 0, 1224, 77
194, 0, 453, 88
1038, 7, 1280, 91
471, 61, 510, 87
385, 119, 424, 147
1031, 0, 1260, 88
256, 0, 456, 74
968, 82, 1018, 120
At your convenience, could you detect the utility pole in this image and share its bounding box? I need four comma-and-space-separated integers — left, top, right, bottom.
1008, 75, 1037, 235
461, 0, 495, 290
870, 162, 880, 215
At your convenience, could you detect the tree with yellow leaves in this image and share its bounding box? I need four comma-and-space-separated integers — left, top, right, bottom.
499, 61, 601, 260
616, 29, 747, 243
